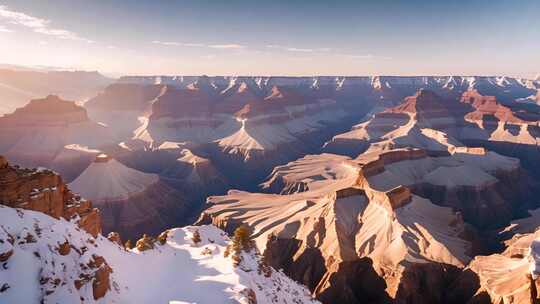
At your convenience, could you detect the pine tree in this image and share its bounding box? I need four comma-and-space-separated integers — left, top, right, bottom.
136, 234, 154, 251
232, 225, 251, 254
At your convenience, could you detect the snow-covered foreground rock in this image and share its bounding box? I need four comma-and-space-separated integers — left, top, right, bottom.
0, 206, 319, 304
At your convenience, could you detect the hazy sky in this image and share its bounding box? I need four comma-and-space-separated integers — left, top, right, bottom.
0, 0, 538, 77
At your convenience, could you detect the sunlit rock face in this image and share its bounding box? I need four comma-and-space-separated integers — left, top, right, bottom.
0, 155, 101, 236
0, 95, 115, 173
197, 147, 537, 303
324, 89, 540, 184
86, 76, 538, 185
448, 231, 540, 304
84, 83, 166, 140
129, 82, 355, 186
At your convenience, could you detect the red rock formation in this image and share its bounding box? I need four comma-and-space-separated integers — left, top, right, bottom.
0, 69, 111, 115
388, 89, 449, 116
217, 82, 263, 115
0, 155, 101, 236
151, 85, 214, 119
461, 90, 526, 124
0, 95, 89, 125
235, 86, 312, 119
85, 83, 164, 112
0, 95, 114, 172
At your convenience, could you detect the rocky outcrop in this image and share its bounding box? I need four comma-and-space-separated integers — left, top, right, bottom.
356, 148, 533, 229
198, 146, 540, 303
0, 206, 319, 304
448, 231, 540, 304
245, 146, 531, 229
0, 207, 114, 303
261, 153, 356, 194
0, 155, 101, 236
199, 148, 496, 303
325, 89, 540, 189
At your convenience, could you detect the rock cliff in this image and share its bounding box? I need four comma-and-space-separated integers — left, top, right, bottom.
0, 155, 100, 236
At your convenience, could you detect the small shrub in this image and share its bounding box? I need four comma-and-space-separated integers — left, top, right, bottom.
157, 230, 168, 245
191, 229, 201, 245
135, 234, 154, 252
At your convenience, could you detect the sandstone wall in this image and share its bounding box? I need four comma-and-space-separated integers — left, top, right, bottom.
0, 156, 101, 236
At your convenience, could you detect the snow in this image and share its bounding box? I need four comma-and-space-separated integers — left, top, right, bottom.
529, 240, 540, 279
0, 205, 319, 304
69, 158, 159, 201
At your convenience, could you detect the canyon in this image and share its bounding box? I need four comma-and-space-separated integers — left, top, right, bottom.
1, 74, 540, 303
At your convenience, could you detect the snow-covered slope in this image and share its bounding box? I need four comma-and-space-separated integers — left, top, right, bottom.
0, 205, 319, 304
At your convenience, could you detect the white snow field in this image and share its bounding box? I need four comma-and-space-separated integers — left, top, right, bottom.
0, 205, 319, 304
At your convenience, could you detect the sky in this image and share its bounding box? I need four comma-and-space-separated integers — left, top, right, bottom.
0, 0, 538, 78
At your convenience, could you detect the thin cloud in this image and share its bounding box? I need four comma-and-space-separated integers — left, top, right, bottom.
184, 43, 205, 47
0, 5, 93, 43
0, 25, 11, 32
266, 44, 333, 53
152, 40, 183, 46
152, 41, 244, 49
208, 44, 245, 49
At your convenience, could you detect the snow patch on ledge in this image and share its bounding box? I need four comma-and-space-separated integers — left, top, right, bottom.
529, 240, 540, 279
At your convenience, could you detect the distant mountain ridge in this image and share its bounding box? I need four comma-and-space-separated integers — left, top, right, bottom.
117, 75, 539, 94
0, 68, 113, 115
